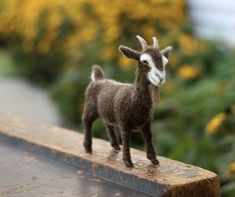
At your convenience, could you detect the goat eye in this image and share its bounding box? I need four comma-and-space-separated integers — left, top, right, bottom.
142, 60, 148, 65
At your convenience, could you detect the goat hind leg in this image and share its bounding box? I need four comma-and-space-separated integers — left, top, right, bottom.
142, 123, 159, 165
82, 112, 97, 153
105, 123, 120, 150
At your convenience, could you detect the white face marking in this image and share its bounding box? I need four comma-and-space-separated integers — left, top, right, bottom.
140, 53, 168, 86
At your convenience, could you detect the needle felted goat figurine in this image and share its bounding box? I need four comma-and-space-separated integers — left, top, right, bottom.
82, 35, 172, 167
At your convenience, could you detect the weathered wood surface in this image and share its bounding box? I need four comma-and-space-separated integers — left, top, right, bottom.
0, 112, 220, 197
0, 141, 148, 197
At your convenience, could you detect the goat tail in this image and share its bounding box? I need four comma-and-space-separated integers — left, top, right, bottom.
91, 65, 105, 81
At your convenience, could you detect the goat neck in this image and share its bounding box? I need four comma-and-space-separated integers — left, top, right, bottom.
132, 62, 157, 108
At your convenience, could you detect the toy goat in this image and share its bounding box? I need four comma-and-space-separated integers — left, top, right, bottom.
82, 35, 172, 167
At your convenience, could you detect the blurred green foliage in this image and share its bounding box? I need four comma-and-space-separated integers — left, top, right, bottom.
0, 0, 235, 195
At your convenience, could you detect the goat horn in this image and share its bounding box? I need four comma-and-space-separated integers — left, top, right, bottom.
152, 36, 159, 48
136, 35, 147, 50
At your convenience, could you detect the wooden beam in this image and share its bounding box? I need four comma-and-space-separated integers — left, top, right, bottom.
0, 113, 220, 196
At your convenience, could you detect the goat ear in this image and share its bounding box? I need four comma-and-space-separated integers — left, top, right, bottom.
119, 45, 140, 61
161, 46, 173, 58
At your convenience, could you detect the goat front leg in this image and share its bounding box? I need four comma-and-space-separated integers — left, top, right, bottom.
105, 123, 120, 150
121, 128, 133, 167
142, 123, 159, 165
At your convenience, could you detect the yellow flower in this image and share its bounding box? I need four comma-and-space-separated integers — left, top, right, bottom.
227, 162, 235, 177
118, 56, 134, 71
229, 163, 235, 172
179, 33, 198, 55
225, 162, 235, 178
47, 10, 62, 30
178, 64, 201, 80
105, 26, 119, 42
142, 25, 156, 38
0, 0, 186, 71
205, 113, 227, 134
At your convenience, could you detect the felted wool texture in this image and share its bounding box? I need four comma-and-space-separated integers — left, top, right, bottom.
82, 35, 172, 167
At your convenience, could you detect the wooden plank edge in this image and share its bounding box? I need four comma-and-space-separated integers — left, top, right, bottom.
0, 113, 220, 197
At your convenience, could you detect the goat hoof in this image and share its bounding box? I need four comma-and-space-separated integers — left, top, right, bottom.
85, 148, 92, 153
112, 145, 121, 151
151, 158, 159, 165
124, 160, 134, 168
84, 146, 92, 153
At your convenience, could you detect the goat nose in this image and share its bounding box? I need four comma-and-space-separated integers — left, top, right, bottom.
155, 73, 163, 82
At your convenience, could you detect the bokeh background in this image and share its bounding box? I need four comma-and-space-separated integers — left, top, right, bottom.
0, 0, 234, 195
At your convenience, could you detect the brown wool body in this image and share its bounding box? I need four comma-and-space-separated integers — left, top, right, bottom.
82, 35, 172, 167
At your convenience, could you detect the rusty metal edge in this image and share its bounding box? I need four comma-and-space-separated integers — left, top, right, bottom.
0, 131, 169, 197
